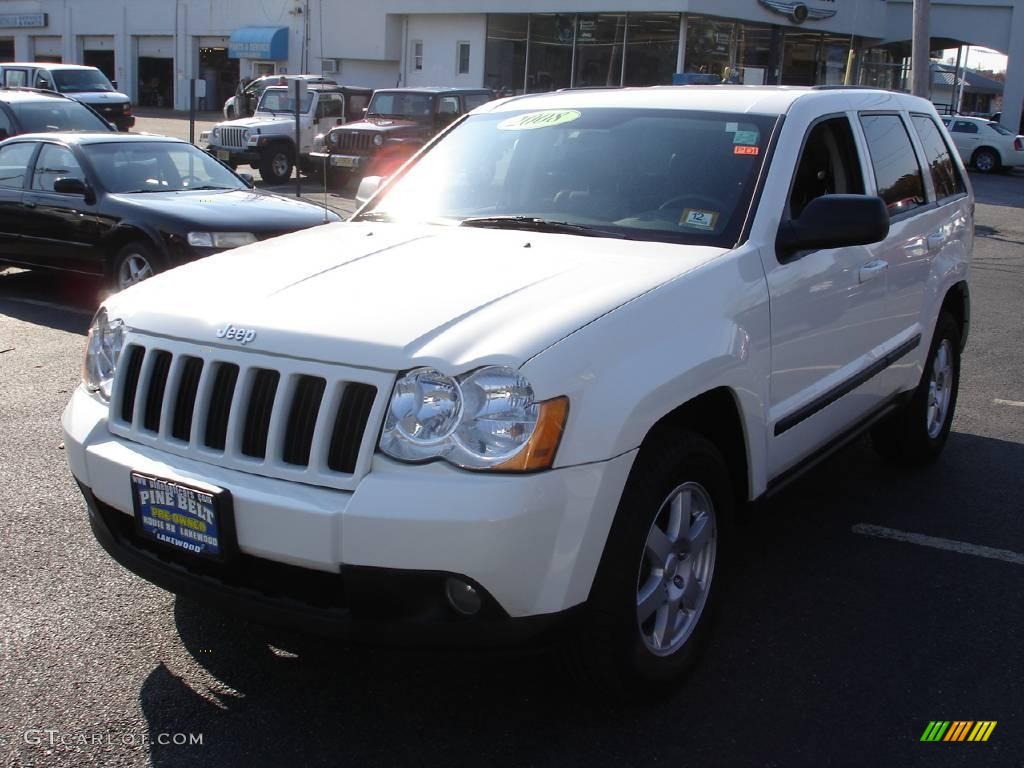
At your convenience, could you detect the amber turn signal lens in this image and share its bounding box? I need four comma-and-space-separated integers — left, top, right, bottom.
492, 396, 569, 472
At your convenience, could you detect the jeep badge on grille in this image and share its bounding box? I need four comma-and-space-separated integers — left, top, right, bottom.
215, 324, 257, 345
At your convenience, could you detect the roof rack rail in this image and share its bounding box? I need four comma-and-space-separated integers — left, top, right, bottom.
811, 85, 885, 91
555, 85, 624, 92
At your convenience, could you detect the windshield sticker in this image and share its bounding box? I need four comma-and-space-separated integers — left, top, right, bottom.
725, 122, 739, 133
734, 145, 760, 156
733, 130, 759, 145
497, 110, 582, 131
680, 209, 719, 230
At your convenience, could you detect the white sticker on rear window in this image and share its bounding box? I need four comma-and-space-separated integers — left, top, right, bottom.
733, 130, 759, 145
497, 110, 582, 131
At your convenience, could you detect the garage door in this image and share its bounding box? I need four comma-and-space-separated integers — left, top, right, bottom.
32, 36, 61, 57
136, 36, 173, 58
81, 35, 114, 51
198, 36, 229, 48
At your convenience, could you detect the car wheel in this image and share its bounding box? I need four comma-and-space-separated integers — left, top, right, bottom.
111, 241, 164, 292
872, 312, 961, 463
259, 147, 293, 185
574, 430, 733, 691
972, 148, 999, 173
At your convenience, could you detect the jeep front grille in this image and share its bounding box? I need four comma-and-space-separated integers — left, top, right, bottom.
108, 337, 387, 490
219, 127, 248, 150
332, 131, 374, 155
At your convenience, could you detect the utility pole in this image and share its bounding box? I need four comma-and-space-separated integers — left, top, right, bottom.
911, 0, 931, 98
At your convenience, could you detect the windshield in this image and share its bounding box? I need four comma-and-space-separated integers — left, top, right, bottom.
84, 141, 245, 193
53, 69, 115, 93
987, 121, 1014, 135
13, 101, 113, 132
367, 92, 434, 119
258, 89, 314, 114
362, 108, 777, 247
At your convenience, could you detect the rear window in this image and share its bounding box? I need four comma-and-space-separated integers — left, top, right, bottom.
11, 99, 113, 133
911, 115, 965, 200
860, 114, 926, 216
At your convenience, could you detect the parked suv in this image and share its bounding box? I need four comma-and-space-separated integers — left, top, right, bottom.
309, 87, 493, 182
204, 83, 372, 184
222, 74, 337, 120
939, 115, 1024, 173
0, 63, 134, 131
64, 87, 972, 688
0, 88, 116, 138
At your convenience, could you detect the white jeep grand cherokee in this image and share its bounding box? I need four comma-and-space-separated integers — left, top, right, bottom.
63, 86, 972, 686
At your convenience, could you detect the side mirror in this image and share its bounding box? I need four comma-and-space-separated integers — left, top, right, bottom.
777, 195, 889, 258
111, 80, 119, 90
355, 175, 383, 206
362, 107, 368, 114
53, 177, 89, 196
238, 172, 255, 188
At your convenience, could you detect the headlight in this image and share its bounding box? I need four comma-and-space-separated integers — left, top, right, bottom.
242, 128, 253, 143
211, 127, 220, 140
372, 134, 384, 147
329, 132, 339, 145
83, 308, 125, 400
313, 133, 326, 150
187, 232, 258, 248
380, 366, 568, 471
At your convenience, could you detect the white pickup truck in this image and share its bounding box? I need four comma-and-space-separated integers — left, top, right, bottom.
203, 83, 372, 184
65, 86, 972, 689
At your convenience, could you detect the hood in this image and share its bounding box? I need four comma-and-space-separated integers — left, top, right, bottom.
221, 114, 300, 130
334, 116, 423, 134
106, 223, 726, 373
67, 91, 131, 105
107, 188, 336, 231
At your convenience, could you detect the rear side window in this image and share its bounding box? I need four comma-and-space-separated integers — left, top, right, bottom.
951, 120, 978, 134
789, 116, 865, 219
0, 142, 36, 189
860, 114, 926, 216
911, 115, 965, 200
3, 69, 28, 87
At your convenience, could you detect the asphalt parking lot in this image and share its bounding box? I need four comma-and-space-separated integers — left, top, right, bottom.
1, 167, 1022, 767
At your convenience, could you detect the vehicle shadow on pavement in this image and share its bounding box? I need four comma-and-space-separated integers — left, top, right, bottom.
137, 430, 1024, 768
0, 269, 103, 331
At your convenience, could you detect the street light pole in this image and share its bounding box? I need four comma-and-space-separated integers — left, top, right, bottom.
911, 0, 931, 98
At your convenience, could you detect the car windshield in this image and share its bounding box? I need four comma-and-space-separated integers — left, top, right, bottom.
84, 141, 245, 193
258, 89, 314, 113
361, 108, 778, 247
367, 92, 434, 119
987, 121, 1014, 135
13, 100, 113, 132
52, 69, 115, 93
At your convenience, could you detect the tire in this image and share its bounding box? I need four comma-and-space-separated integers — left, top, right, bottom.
573, 430, 734, 691
972, 147, 999, 173
259, 146, 294, 185
109, 241, 165, 292
871, 312, 961, 464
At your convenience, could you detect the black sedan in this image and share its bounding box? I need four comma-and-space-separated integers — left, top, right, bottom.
0, 133, 340, 290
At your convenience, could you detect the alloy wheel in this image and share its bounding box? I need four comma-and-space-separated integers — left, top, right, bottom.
117, 253, 153, 290
927, 339, 954, 439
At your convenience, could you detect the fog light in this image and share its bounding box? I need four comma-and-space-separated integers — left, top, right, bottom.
445, 577, 482, 616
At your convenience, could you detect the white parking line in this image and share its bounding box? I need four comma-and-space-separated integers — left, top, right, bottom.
0, 296, 94, 316
852, 524, 1024, 566
993, 398, 1024, 408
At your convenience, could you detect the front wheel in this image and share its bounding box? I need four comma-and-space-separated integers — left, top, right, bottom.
110, 241, 164, 292
259, 147, 294, 185
871, 312, 961, 463
575, 431, 733, 690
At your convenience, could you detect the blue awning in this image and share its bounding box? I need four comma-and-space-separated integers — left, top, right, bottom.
228, 27, 288, 60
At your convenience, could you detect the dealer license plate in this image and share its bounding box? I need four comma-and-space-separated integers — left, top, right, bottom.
216, 149, 231, 162
130, 473, 234, 560
330, 155, 357, 167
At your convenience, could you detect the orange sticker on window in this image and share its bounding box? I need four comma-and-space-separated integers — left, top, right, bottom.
734, 145, 759, 156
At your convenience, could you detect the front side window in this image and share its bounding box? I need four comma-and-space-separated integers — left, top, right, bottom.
316, 95, 344, 119
789, 116, 864, 219
911, 115, 964, 200
84, 141, 245, 193
52, 69, 114, 93
367, 92, 434, 120
32, 144, 84, 192
12, 100, 112, 133
860, 114, 926, 216
0, 142, 36, 189
438, 96, 460, 115
361, 108, 777, 248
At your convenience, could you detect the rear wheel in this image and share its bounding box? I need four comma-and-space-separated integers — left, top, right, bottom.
574, 430, 733, 691
872, 312, 961, 463
972, 147, 999, 173
259, 146, 294, 185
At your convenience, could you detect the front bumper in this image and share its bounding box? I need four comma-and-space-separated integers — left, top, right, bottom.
63, 387, 635, 637
207, 146, 260, 166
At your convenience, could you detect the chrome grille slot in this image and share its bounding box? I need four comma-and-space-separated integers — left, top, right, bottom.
333, 131, 373, 155
220, 127, 248, 149
107, 337, 389, 491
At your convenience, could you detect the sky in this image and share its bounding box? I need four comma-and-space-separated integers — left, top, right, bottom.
940, 46, 1007, 73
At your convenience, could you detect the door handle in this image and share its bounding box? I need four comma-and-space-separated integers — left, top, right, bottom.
927, 233, 946, 251
858, 259, 888, 283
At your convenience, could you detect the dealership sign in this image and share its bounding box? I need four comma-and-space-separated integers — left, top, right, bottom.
0, 13, 47, 28
758, 0, 836, 24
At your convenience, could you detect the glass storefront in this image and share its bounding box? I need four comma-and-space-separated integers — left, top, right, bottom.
484, 12, 867, 94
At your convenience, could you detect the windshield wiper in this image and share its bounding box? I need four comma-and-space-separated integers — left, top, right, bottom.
459, 216, 629, 239
352, 210, 392, 222
186, 185, 234, 191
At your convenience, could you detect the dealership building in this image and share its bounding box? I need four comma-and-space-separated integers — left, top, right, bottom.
0, 0, 1020, 130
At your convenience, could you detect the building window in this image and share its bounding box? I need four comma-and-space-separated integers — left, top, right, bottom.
412, 40, 423, 71
252, 61, 275, 77
457, 41, 471, 75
